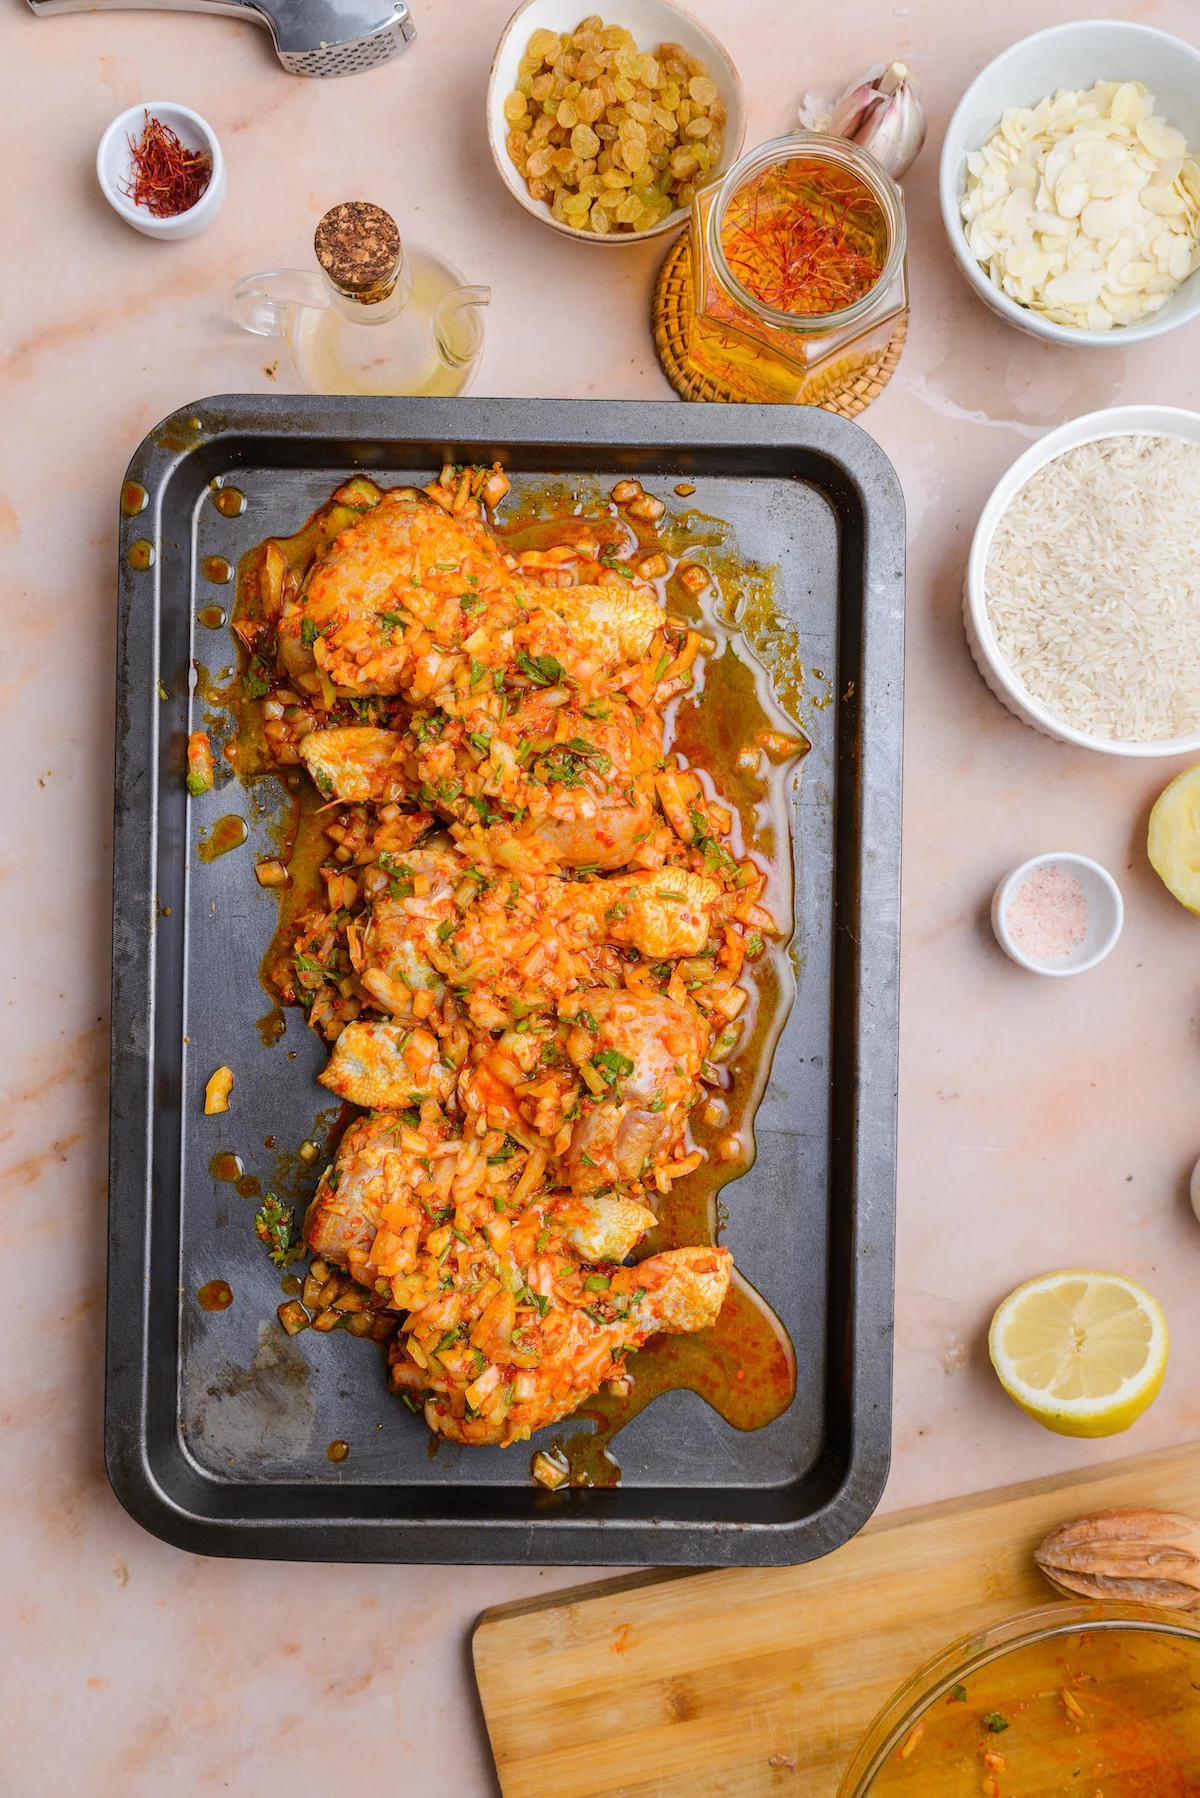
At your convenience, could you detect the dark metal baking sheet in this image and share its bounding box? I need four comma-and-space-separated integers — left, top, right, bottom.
107, 395, 904, 1565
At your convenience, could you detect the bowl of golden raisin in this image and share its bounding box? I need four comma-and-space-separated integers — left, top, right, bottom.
487, 0, 745, 241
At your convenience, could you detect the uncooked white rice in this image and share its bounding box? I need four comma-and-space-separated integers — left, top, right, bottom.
985, 434, 1200, 742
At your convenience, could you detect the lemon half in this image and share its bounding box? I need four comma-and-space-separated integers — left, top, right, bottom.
989, 1270, 1168, 1438
1148, 762, 1200, 915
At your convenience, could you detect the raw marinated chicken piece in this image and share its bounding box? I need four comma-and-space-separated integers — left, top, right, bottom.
575, 868, 720, 958
546, 1189, 656, 1262
355, 851, 720, 1024
279, 491, 518, 695
306, 1113, 728, 1448
353, 843, 462, 1009
561, 989, 708, 1194
319, 1020, 456, 1109
303, 1112, 430, 1289
417, 698, 664, 870
515, 789, 660, 872
392, 1245, 733, 1447
514, 583, 663, 684
298, 726, 408, 804
306, 1113, 652, 1300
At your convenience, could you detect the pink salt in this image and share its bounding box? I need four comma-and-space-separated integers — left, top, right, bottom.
1005, 864, 1089, 963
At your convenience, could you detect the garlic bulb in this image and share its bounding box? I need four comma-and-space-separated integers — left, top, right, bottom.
797, 61, 926, 179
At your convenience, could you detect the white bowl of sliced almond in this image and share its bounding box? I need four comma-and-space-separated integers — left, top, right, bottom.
940, 20, 1200, 344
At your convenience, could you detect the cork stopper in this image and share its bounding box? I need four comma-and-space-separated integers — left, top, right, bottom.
314, 202, 402, 295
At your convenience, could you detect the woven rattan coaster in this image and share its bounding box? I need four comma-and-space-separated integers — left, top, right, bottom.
652, 229, 906, 414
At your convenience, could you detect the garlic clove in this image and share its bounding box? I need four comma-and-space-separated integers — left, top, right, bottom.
852, 65, 927, 180
799, 60, 927, 181
829, 80, 887, 143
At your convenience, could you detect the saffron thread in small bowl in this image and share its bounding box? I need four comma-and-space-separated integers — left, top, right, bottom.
1006, 864, 1088, 962
121, 111, 212, 219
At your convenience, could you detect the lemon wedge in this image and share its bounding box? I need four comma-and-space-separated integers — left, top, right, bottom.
1148, 762, 1200, 915
989, 1271, 1168, 1438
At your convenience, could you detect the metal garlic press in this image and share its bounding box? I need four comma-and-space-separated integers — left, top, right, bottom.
27, 0, 414, 75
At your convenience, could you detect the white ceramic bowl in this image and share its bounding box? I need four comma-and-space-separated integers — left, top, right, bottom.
487, 0, 744, 245
97, 102, 226, 241
992, 852, 1123, 977
965, 403, 1200, 758
939, 20, 1200, 346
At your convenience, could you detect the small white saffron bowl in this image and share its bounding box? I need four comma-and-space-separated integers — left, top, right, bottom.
97, 102, 226, 241
991, 852, 1124, 978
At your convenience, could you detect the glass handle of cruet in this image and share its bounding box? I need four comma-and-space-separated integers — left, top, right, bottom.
432, 285, 491, 370
230, 269, 331, 338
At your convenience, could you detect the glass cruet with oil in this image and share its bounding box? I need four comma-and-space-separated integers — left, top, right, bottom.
231, 201, 489, 397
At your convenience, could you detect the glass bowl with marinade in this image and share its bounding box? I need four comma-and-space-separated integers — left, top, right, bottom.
838, 1601, 1200, 1798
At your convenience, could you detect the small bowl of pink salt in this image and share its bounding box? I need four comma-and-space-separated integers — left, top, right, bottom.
991, 852, 1123, 977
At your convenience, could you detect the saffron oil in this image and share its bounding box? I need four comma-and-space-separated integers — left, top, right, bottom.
719, 155, 887, 317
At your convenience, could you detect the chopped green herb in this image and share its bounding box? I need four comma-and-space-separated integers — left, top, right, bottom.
467, 731, 492, 756
577, 1009, 598, 1032
433, 1325, 463, 1353
254, 1194, 304, 1266
982, 1714, 1009, 1734
592, 1047, 635, 1084
584, 1274, 611, 1292
948, 1684, 967, 1704
648, 1092, 665, 1113
535, 1228, 550, 1252
301, 616, 320, 647
470, 657, 490, 690
515, 650, 565, 687
436, 917, 457, 942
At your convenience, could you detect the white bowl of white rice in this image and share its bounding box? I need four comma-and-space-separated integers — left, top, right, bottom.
965, 403, 1200, 756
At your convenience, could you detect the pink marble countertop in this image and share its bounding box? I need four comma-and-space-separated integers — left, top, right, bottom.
4, 0, 1200, 1788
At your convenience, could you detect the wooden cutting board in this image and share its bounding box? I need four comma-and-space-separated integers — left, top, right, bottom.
473, 1440, 1200, 1797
